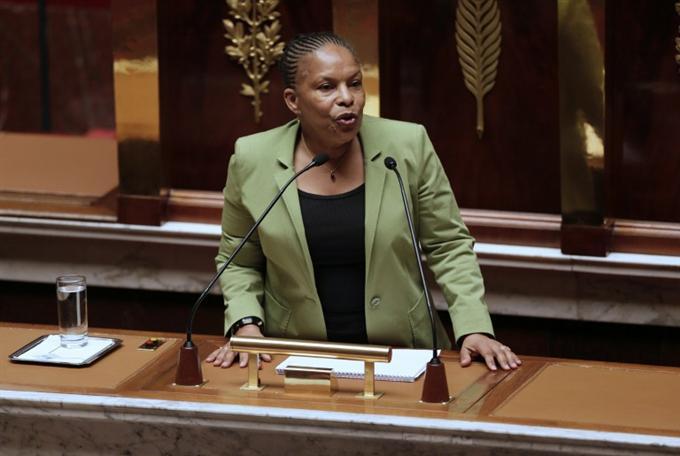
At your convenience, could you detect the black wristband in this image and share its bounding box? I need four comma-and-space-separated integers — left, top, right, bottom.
227, 316, 263, 337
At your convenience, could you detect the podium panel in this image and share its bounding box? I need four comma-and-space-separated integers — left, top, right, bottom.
153, 338, 493, 417
1, 323, 680, 455
492, 363, 680, 433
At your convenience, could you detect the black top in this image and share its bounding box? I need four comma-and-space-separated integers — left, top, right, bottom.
298, 185, 367, 344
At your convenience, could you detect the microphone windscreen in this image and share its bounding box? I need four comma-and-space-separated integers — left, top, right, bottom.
312, 153, 329, 166
384, 156, 397, 170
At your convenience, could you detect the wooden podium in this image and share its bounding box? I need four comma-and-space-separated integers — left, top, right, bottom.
1, 323, 680, 455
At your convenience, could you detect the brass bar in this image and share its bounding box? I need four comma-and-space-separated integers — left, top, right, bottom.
332, 0, 380, 116
241, 352, 264, 391
230, 336, 392, 363
285, 365, 335, 377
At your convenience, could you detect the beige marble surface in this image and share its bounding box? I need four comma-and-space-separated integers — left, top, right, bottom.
1, 389, 678, 455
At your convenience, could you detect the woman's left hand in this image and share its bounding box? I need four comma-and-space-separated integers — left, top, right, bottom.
459, 333, 521, 371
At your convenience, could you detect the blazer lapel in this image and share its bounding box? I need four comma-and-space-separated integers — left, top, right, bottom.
273, 122, 316, 291
361, 121, 387, 268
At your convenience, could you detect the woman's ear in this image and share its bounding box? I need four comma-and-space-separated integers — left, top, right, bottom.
283, 88, 300, 115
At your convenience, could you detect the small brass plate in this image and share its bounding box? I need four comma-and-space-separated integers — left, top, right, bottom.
284, 365, 336, 395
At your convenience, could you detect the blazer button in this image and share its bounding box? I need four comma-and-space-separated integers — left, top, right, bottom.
370, 296, 381, 308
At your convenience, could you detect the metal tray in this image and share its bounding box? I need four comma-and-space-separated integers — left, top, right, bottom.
8, 334, 122, 367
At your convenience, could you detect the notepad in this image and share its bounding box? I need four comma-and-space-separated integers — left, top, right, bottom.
275, 349, 436, 383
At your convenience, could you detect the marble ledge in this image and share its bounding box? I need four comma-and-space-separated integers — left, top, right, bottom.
3, 215, 680, 328
1, 389, 679, 455
0, 215, 220, 248
2, 215, 680, 279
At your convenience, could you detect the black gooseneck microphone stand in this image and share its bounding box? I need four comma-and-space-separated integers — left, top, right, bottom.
384, 156, 451, 403
175, 153, 329, 386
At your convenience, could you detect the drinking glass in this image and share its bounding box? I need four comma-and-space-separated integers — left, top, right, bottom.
56, 275, 88, 348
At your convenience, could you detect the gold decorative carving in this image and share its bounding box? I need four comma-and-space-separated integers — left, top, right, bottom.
223, 0, 284, 123
455, 0, 502, 139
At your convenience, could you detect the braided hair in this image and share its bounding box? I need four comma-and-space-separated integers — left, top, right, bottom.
278, 31, 359, 88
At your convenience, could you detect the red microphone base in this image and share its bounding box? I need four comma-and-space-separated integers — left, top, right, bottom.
420, 359, 452, 404
174, 341, 204, 386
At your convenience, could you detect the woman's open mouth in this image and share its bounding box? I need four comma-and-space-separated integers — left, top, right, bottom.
334, 112, 358, 127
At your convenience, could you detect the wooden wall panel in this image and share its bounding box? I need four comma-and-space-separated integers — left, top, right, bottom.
158, 0, 333, 192
0, 0, 114, 134
606, 0, 680, 223
0, 281, 225, 337
4, 280, 680, 367
379, 0, 560, 214
0, 1, 41, 132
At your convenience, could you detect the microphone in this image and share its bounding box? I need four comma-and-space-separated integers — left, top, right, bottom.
384, 156, 438, 357
384, 156, 451, 403
175, 153, 329, 386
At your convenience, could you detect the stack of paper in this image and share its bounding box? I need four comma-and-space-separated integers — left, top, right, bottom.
14, 335, 117, 365
276, 349, 435, 382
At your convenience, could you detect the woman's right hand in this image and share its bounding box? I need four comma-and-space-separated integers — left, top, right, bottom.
205, 324, 272, 368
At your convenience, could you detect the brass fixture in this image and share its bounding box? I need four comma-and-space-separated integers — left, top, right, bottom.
455, 0, 502, 139
230, 336, 391, 399
223, 0, 284, 123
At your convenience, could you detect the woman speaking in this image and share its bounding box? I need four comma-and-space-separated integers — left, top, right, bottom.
207, 32, 520, 372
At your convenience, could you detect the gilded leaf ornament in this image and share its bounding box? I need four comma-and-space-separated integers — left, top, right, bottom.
455, 0, 502, 139
223, 0, 284, 123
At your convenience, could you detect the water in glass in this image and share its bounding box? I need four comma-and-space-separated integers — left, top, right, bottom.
56, 276, 88, 347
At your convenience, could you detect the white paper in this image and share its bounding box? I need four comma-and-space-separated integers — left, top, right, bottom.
15, 335, 116, 365
275, 349, 438, 383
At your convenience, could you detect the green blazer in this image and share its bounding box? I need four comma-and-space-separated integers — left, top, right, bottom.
216, 115, 494, 349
